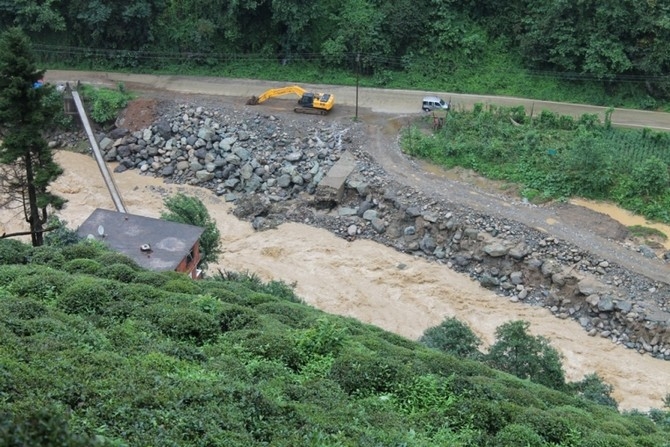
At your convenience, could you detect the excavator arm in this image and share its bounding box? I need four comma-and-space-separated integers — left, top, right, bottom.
247, 85, 307, 105
247, 85, 335, 115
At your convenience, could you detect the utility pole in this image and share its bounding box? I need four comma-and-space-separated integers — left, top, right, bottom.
355, 52, 360, 121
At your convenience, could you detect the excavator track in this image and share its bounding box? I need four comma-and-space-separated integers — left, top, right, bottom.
294, 107, 328, 115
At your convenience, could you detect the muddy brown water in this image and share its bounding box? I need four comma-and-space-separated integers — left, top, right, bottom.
2, 151, 668, 411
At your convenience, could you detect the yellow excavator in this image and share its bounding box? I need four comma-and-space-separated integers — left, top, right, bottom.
247, 85, 334, 115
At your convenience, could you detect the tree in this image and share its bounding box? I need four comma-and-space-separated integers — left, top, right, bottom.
571, 373, 618, 409
485, 320, 566, 390
419, 317, 481, 359
0, 27, 64, 247
161, 193, 222, 271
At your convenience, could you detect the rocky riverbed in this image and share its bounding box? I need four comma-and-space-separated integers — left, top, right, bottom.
56, 99, 670, 361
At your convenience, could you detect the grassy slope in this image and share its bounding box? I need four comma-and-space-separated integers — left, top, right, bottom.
1, 239, 669, 446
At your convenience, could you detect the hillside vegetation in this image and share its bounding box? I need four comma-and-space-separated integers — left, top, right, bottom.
403, 105, 670, 225
2, 238, 670, 446
5, 0, 669, 109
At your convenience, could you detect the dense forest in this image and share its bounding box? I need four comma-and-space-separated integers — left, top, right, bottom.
2, 0, 670, 107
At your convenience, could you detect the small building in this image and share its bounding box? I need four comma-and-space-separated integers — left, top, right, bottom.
77, 208, 205, 279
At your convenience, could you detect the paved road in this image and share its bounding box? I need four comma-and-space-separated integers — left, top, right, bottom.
48, 70, 670, 284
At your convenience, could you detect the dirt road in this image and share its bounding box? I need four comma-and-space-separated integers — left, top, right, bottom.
47, 70, 670, 285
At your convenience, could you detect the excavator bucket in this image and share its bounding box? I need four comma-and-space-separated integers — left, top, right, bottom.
246, 96, 260, 105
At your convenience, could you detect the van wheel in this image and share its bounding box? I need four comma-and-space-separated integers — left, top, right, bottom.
422, 107, 429, 112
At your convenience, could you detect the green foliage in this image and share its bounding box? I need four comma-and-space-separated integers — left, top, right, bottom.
7, 267, 69, 303
98, 263, 138, 283
43, 216, 81, 247
95, 251, 141, 270
161, 193, 222, 270
0, 406, 106, 447
57, 276, 114, 315
62, 258, 102, 275
78, 84, 133, 125
0, 244, 668, 446
571, 373, 618, 409
485, 320, 566, 391
419, 317, 482, 359
61, 241, 108, 261
28, 245, 66, 268
493, 423, 544, 447
0, 239, 30, 265
402, 107, 670, 223
0, 28, 64, 247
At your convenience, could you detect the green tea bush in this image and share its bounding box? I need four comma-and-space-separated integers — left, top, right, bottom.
57, 277, 114, 315
0, 296, 48, 320
28, 245, 66, 268
448, 398, 515, 433
579, 431, 636, 447
231, 330, 304, 371
329, 350, 410, 396
146, 305, 219, 345
493, 423, 544, 447
163, 278, 202, 294
8, 268, 70, 302
0, 265, 28, 286
218, 303, 260, 332
132, 270, 172, 288
255, 301, 318, 328
98, 263, 138, 283
95, 252, 141, 270
61, 241, 107, 261
0, 239, 29, 265
62, 258, 102, 275
0, 405, 105, 447
517, 408, 570, 444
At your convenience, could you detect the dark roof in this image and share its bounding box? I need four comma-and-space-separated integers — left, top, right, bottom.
76, 208, 205, 272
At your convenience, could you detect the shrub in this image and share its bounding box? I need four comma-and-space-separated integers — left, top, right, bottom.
0, 265, 28, 286
231, 330, 304, 371
62, 258, 102, 275
0, 296, 48, 320
419, 317, 481, 359
98, 263, 138, 283
57, 277, 114, 315
133, 271, 171, 287
493, 423, 545, 447
329, 350, 409, 396
60, 241, 107, 261
255, 301, 318, 328
0, 405, 105, 447
154, 307, 220, 345
163, 278, 202, 294
95, 252, 141, 270
0, 239, 29, 265
518, 408, 570, 444
28, 245, 66, 268
43, 216, 81, 247
8, 268, 70, 303
219, 303, 260, 332
630, 156, 669, 197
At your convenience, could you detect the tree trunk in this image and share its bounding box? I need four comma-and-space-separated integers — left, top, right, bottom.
23, 150, 43, 246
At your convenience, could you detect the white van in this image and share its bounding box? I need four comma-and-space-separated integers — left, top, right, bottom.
422, 96, 449, 112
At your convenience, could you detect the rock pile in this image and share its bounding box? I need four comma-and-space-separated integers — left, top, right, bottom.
93, 101, 670, 360
98, 105, 350, 202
